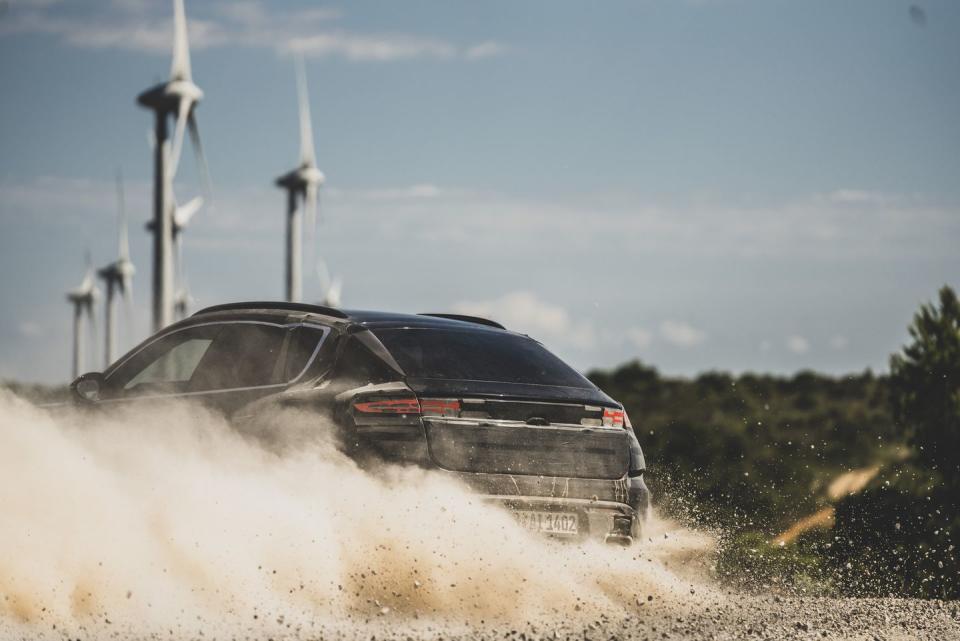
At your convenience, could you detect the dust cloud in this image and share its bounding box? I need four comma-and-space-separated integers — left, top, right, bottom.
0, 390, 720, 638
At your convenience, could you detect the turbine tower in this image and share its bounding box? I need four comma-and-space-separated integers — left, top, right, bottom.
276, 56, 325, 303
137, 0, 209, 331
97, 174, 135, 367
66, 256, 100, 379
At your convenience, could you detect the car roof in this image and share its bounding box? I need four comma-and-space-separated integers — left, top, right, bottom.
192, 301, 506, 331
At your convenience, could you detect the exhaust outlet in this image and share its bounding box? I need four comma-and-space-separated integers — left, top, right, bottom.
604, 533, 633, 547
605, 515, 634, 546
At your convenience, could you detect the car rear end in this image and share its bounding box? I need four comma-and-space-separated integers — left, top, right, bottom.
334, 319, 651, 545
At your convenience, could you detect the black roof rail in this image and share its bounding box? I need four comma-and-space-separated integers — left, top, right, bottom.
193, 301, 350, 319
418, 313, 505, 330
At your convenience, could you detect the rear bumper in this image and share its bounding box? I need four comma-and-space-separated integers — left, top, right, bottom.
433, 466, 651, 544
346, 421, 653, 542
480, 493, 643, 545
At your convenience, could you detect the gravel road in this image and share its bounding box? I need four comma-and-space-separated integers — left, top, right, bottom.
3, 595, 957, 641
507, 596, 960, 641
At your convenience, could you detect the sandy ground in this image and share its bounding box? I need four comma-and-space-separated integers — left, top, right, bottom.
1, 595, 957, 641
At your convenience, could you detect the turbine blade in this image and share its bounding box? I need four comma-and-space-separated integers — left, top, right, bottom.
315, 257, 331, 291
296, 54, 316, 167
327, 277, 343, 308
122, 272, 134, 303
81, 250, 94, 293
170, 0, 192, 82
174, 232, 184, 289
187, 112, 213, 206
183, 270, 194, 309
122, 285, 135, 351
87, 293, 99, 348
315, 260, 341, 307
315, 182, 322, 225
168, 96, 191, 180
175, 270, 193, 319
305, 181, 319, 233
174, 195, 204, 228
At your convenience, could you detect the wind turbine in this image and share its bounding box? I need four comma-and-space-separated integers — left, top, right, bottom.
66, 255, 100, 379
276, 56, 325, 303
97, 173, 136, 367
137, 0, 210, 331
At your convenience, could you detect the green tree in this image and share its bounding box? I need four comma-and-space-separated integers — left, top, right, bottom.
829, 286, 960, 599
889, 285, 960, 479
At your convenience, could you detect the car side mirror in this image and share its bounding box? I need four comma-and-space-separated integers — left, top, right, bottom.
71, 371, 104, 403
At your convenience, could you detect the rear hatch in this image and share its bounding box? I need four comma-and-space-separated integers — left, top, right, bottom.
372, 327, 630, 480
420, 397, 629, 480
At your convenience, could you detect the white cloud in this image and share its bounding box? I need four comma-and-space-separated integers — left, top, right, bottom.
830, 335, 848, 350
0, 176, 150, 222
17, 321, 44, 338
786, 335, 810, 354
284, 32, 456, 62
215, 2, 341, 28
465, 41, 509, 60
327, 188, 958, 263
0, 8, 225, 53
9, 0, 63, 6
825, 189, 889, 206
6, 174, 956, 265
0, 2, 507, 63
333, 183, 448, 201
626, 327, 653, 349
659, 320, 706, 348
453, 291, 595, 350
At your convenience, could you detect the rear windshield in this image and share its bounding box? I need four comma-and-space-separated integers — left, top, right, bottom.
373, 328, 593, 389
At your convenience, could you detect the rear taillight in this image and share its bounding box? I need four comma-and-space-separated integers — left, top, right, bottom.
602, 407, 626, 428
353, 397, 421, 415
420, 398, 461, 417
351, 397, 463, 417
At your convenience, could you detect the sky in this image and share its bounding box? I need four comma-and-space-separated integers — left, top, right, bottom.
0, 0, 958, 384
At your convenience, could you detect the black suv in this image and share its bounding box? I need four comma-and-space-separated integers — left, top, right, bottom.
71, 302, 651, 544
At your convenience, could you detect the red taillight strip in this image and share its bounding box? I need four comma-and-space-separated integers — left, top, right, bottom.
602, 408, 625, 428
420, 398, 461, 415
353, 398, 421, 414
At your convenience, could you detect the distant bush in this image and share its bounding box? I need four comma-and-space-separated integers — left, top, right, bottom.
587, 285, 959, 599
831, 286, 960, 599
588, 364, 900, 535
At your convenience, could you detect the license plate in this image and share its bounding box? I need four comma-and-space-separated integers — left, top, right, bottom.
514, 510, 579, 535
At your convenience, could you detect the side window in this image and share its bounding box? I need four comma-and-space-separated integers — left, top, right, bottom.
106, 324, 221, 396
283, 326, 329, 382
189, 324, 287, 391
334, 336, 397, 387
124, 338, 212, 390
